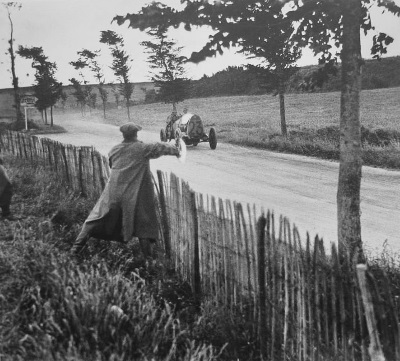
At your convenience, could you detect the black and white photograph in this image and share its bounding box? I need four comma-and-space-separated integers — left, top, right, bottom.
1, 0, 400, 359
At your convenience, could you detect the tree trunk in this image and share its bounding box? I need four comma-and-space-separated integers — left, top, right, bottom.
279, 87, 287, 137
50, 106, 54, 126
44, 108, 48, 124
7, 8, 23, 126
337, 0, 364, 261
126, 101, 131, 120
103, 101, 106, 119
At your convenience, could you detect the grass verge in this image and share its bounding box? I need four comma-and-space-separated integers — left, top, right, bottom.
0, 155, 263, 361
0, 120, 66, 135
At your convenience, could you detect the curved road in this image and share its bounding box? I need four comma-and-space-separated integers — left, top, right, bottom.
43, 117, 400, 255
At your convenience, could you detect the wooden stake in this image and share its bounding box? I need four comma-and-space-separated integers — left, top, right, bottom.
257, 215, 267, 358
356, 264, 386, 361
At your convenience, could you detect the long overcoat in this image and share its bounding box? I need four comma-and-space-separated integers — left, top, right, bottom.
84, 140, 177, 242
0, 164, 12, 206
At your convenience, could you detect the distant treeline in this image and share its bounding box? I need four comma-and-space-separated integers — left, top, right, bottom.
185, 56, 400, 98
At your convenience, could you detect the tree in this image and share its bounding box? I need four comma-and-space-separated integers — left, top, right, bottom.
100, 30, 133, 120
70, 49, 109, 118
285, 0, 399, 259
141, 26, 189, 113
4, 2, 23, 127
110, 83, 121, 107
60, 91, 68, 110
69, 77, 88, 115
233, 2, 301, 137
114, 0, 399, 260
69, 58, 93, 115
114, 1, 299, 136
17, 46, 62, 126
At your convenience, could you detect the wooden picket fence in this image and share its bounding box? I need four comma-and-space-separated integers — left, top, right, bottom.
0, 130, 109, 197
158, 171, 400, 361
1, 129, 399, 360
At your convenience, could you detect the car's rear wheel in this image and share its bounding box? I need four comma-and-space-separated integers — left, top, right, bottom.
160, 128, 167, 142
209, 128, 217, 149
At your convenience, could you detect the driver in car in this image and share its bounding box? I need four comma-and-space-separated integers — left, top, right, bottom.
166, 109, 181, 140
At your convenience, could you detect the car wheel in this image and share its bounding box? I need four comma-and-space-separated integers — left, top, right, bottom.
209, 128, 217, 149
160, 128, 167, 142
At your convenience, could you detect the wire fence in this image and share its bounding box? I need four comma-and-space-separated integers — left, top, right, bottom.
1, 129, 399, 360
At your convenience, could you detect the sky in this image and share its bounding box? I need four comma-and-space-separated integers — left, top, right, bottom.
1, 0, 400, 90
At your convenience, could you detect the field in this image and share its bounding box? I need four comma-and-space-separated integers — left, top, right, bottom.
41, 86, 400, 169
53, 86, 400, 133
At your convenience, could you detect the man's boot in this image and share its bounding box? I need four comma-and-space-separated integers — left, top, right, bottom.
71, 236, 89, 255
71, 222, 97, 255
139, 238, 156, 259
1, 205, 12, 219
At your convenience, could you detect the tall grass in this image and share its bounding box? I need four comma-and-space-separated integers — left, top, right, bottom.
1, 146, 400, 360
0, 236, 222, 360
0, 155, 265, 361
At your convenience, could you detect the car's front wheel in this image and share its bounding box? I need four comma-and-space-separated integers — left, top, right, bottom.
209, 128, 217, 150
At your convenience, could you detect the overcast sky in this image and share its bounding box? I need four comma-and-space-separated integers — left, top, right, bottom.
1, 0, 400, 90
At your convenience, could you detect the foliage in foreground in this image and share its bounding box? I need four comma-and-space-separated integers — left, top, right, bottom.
0, 237, 221, 361
2, 153, 400, 360
0, 156, 258, 361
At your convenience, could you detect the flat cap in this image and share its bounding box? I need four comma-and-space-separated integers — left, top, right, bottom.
120, 123, 142, 136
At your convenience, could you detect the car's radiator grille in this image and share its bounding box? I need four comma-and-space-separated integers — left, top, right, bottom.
187, 115, 204, 138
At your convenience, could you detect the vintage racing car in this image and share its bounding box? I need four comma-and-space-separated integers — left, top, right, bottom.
160, 112, 217, 149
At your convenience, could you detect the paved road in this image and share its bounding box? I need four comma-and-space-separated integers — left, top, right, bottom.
43, 117, 400, 255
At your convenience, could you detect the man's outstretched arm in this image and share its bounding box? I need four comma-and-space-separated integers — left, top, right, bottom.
144, 142, 179, 159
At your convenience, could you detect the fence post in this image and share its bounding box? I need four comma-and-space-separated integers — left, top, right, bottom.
78, 147, 85, 196
257, 214, 267, 358
60, 145, 70, 184
47, 142, 53, 168
10, 131, 15, 155
191, 190, 201, 305
356, 264, 386, 361
96, 152, 106, 190
157, 170, 171, 259
22, 134, 28, 159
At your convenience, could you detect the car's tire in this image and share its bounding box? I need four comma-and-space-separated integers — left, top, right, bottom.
160, 128, 167, 142
209, 128, 217, 149
192, 142, 199, 146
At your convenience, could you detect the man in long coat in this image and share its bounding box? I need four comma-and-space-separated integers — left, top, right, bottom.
0, 156, 13, 219
71, 122, 180, 257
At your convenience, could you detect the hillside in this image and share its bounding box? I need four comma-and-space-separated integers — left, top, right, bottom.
292, 56, 400, 92
188, 56, 400, 98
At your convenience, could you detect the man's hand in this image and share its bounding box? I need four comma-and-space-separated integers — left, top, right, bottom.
175, 138, 181, 158
175, 138, 186, 163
